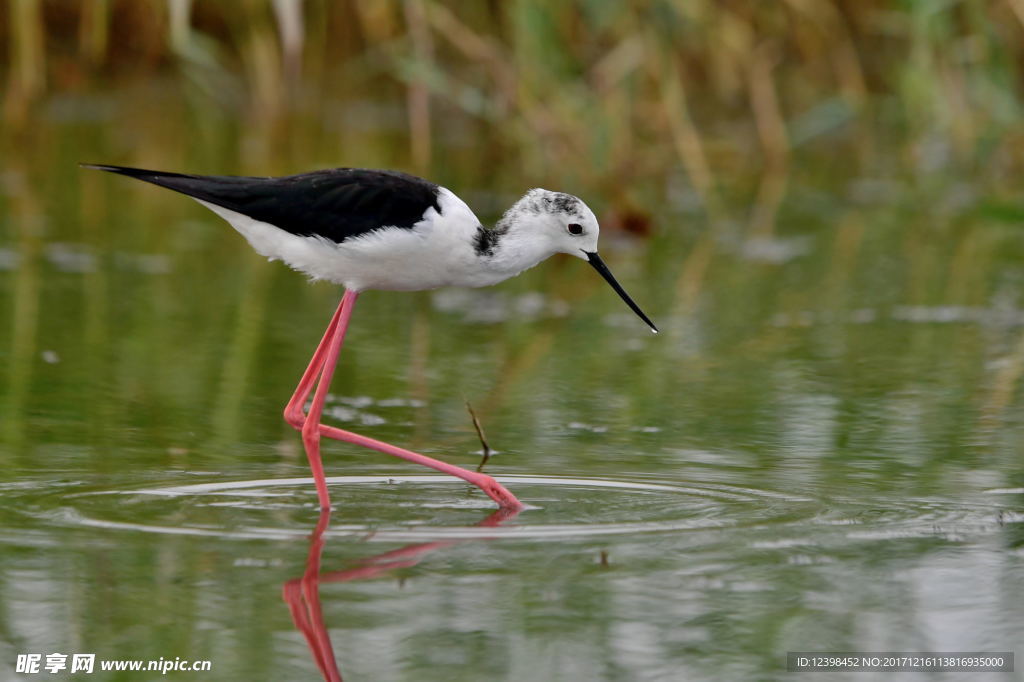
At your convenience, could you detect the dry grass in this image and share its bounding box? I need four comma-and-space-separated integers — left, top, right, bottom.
3, 1, 1024, 234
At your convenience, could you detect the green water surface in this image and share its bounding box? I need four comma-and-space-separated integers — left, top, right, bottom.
0, 84, 1022, 682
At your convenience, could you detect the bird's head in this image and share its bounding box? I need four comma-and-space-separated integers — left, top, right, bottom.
506, 189, 658, 333
512, 188, 600, 258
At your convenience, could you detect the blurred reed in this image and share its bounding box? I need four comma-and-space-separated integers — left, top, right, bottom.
2, 1, 1023, 235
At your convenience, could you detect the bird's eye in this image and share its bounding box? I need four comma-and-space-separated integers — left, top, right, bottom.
567, 223, 584, 235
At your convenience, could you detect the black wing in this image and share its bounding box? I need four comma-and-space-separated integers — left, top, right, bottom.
82, 164, 442, 243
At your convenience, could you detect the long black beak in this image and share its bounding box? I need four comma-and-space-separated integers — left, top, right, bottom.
585, 251, 658, 333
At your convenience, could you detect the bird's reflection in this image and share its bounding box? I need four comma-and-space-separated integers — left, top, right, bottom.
282, 506, 521, 681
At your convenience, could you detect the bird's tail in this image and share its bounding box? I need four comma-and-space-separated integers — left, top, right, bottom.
79, 163, 267, 208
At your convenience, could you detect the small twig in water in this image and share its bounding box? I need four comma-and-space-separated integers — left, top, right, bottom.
465, 400, 492, 472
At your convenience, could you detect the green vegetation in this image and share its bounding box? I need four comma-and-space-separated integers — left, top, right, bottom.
5, 1, 1024, 232
0, 4, 1022, 681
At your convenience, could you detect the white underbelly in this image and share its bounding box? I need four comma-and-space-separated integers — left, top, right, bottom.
196, 200, 484, 291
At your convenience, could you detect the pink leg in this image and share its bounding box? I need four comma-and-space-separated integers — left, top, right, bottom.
283, 296, 349, 430
287, 290, 523, 511
298, 291, 359, 508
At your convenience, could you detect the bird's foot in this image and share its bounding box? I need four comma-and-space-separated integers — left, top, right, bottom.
475, 473, 525, 511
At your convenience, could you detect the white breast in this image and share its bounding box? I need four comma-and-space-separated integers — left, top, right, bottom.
196, 188, 491, 291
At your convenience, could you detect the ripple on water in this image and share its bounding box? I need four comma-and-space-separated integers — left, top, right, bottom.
3, 475, 821, 542
2, 475, 1015, 546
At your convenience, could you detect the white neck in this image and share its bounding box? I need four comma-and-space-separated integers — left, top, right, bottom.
482, 208, 553, 277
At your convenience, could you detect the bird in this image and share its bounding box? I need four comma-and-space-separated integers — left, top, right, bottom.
82, 164, 658, 511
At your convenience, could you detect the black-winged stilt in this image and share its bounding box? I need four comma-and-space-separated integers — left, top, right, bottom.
82, 164, 658, 511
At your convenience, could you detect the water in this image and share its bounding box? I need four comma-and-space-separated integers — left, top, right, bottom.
1, 84, 1022, 681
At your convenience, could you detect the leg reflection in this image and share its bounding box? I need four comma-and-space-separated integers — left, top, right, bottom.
282, 507, 521, 681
